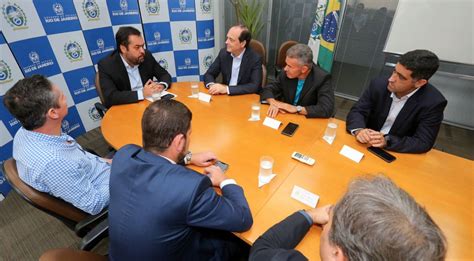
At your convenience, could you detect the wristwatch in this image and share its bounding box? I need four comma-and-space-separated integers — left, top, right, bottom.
296, 106, 303, 114
184, 152, 192, 165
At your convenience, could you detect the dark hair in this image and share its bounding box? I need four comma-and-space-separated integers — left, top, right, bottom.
399, 50, 439, 80
142, 100, 192, 153
115, 26, 141, 53
3, 75, 59, 130
329, 176, 447, 261
234, 24, 251, 48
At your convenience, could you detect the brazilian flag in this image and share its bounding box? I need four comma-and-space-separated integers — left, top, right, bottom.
318, 0, 341, 73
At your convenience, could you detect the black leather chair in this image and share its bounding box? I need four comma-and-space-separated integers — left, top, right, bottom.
2, 159, 108, 250
94, 73, 108, 118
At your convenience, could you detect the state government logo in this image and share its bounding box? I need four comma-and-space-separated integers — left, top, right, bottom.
200, 0, 212, 13
64, 41, 83, 62
82, 0, 100, 20
179, 28, 192, 44
88, 106, 101, 121
96, 38, 104, 50
29, 52, 40, 64
203, 55, 213, 69
179, 0, 186, 10
120, 0, 128, 11
61, 120, 70, 133
0, 60, 13, 84
52, 3, 64, 16
154, 31, 161, 42
80, 77, 89, 89
184, 58, 191, 66
145, 0, 160, 15
158, 58, 168, 70
1, 2, 28, 30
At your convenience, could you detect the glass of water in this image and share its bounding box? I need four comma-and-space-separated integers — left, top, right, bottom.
191, 83, 199, 98
251, 103, 261, 120
324, 118, 338, 139
151, 89, 162, 101
259, 156, 274, 177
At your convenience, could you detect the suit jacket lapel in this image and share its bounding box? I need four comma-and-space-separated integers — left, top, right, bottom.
237, 50, 249, 84
297, 67, 316, 103
114, 52, 132, 91
390, 88, 423, 131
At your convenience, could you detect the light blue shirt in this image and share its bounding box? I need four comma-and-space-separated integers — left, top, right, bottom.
229, 49, 246, 86
12, 127, 111, 215
293, 79, 305, 105
120, 55, 145, 100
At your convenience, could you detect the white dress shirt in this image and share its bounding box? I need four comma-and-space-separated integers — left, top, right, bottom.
380, 88, 420, 134
120, 55, 145, 100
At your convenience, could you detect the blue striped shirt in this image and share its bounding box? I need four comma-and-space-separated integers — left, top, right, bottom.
12, 127, 110, 214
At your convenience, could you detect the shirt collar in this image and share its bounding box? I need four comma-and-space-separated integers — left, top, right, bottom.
120, 54, 138, 70
22, 127, 74, 144
231, 48, 246, 59
159, 154, 176, 164
390, 87, 420, 101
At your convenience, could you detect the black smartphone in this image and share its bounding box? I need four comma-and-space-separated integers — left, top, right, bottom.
161, 94, 174, 100
281, 122, 299, 136
367, 146, 396, 163
214, 160, 229, 173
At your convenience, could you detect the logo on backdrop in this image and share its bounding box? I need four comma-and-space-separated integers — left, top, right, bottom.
29, 52, 40, 64
203, 55, 213, 69
23, 51, 54, 74
88, 106, 101, 121
158, 58, 169, 70
178, 57, 198, 70
198, 27, 214, 44
120, 0, 128, 11
171, 0, 194, 14
53, 3, 64, 16
97, 38, 104, 50
64, 41, 83, 62
44, 3, 78, 23
1, 2, 28, 29
200, 0, 212, 13
179, 28, 192, 44
145, 0, 160, 15
90, 38, 114, 56
148, 31, 171, 48
82, 0, 100, 21
61, 120, 80, 134
0, 60, 13, 84
73, 77, 96, 96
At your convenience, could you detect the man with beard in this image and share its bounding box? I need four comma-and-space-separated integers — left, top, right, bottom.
108, 100, 253, 260
98, 26, 171, 108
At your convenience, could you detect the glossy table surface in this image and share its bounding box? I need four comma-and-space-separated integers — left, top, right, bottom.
102, 82, 473, 260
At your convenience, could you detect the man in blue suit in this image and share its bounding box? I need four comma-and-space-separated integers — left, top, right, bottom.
346, 49, 447, 153
108, 100, 253, 260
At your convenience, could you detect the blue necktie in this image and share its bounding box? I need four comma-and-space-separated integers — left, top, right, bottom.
293, 79, 305, 105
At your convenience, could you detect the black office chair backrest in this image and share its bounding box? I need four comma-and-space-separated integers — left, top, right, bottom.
2, 159, 88, 228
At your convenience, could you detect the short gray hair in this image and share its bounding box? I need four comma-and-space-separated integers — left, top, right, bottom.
286, 44, 313, 68
329, 175, 446, 261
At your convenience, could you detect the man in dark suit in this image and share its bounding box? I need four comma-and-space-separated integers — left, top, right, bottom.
98, 26, 171, 108
260, 44, 334, 118
108, 100, 253, 260
346, 49, 447, 153
204, 25, 262, 95
249, 176, 446, 261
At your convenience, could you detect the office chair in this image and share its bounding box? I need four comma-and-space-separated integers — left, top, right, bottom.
94, 73, 108, 118
275, 40, 298, 77
1, 158, 108, 250
249, 39, 267, 88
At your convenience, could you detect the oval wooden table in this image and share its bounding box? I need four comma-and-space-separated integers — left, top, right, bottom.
102, 82, 474, 260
